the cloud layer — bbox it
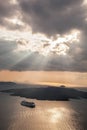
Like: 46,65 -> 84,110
18,0 -> 87,36
0,0 -> 87,35
0,0 -> 25,30
0,38 -> 87,72
0,0 -> 87,72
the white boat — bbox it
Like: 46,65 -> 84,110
21,101 -> 35,108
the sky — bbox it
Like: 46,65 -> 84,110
0,0 -> 87,87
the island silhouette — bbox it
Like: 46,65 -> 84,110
0,82 -> 87,101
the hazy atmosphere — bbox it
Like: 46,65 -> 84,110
0,1 -> 87,130
0,0 -> 87,86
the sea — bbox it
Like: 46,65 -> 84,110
0,85 -> 87,130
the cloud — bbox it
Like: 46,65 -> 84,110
0,0 -> 87,35
0,39 -> 18,70
0,40 -> 17,55
0,40 -> 71,71
0,32 -> 87,72
0,0 -> 15,18
15,31 -> 79,56
0,39 -> 87,72
18,0 -> 87,36
17,39 -> 28,45
0,41 -> 87,72
0,1 -> 87,72
0,0 -> 25,30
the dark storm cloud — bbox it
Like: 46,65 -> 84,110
0,0 -> 15,18
18,0 -> 87,36
0,0 -> 87,34
0,0 -> 24,30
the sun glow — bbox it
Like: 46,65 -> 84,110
10,0 -> 17,4
47,108 -> 62,123
0,27 -> 80,56
47,107 -> 70,123
83,0 -> 87,5
7,18 -> 24,26
15,30 -> 80,56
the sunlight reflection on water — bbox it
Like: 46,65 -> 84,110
0,94 -> 86,130
47,108 -> 65,123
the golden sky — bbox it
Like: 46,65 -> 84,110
0,70 -> 87,87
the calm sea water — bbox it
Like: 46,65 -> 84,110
0,88 -> 87,130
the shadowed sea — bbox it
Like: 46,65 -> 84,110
0,87 -> 87,130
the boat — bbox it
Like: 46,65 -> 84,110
21,100 -> 35,108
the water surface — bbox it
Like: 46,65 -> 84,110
0,92 -> 87,130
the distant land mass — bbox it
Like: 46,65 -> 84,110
0,82 -> 87,101
0,81 -> 16,86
